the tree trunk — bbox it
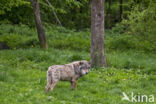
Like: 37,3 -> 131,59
30,0 -> 48,49
119,0 -> 123,22
91,0 -> 107,67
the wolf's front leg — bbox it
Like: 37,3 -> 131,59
71,80 -> 77,90
50,81 -> 58,92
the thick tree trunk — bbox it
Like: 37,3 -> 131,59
119,0 -> 123,22
91,0 -> 107,67
30,0 -> 48,49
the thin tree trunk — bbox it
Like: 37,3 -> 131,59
119,0 -> 123,22
91,0 -> 107,67
30,0 -> 48,49
45,0 -> 62,27
108,0 -> 111,11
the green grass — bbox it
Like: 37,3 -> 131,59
1,66 -> 155,104
0,48 -> 156,104
0,24 -> 156,103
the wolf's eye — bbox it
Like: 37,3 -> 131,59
80,66 -> 84,70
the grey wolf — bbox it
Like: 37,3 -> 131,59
45,60 -> 90,92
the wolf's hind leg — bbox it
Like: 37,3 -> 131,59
45,73 -> 52,92
45,82 -> 51,92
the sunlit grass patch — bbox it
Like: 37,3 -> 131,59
0,63 -> 155,104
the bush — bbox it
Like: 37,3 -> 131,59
121,0 -> 156,50
50,37 -> 90,52
0,33 -> 39,49
106,34 -> 155,52
0,24 -> 39,49
0,34 -> 23,49
0,23 -> 155,52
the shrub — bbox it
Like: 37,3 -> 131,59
105,34 -> 155,52
121,1 -> 156,50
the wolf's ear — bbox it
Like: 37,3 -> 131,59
79,61 -> 83,65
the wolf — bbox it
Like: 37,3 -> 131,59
45,60 -> 90,92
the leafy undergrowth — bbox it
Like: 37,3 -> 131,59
0,24 -> 156,103
0,48 -> 156,104
0,24 -> 155,52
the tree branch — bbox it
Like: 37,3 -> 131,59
45,0 -> 62,27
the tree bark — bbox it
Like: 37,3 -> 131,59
91,0 -> 107,67
30,0 -> 48,49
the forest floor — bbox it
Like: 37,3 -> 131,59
0,24 -> 156,104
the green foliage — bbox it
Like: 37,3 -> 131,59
0,0 -> 29,15
0,0 -> 33,25
0,23 -> 155,103
0,0 -> 129,29
122,0 -> 156,47
49,36 -> 90,52
106,34 -> 155,52
0,24 -> 155,52
44,0 -> 90,29
0,33 -> 24,49
0,0 -> 155,102
0,24 -> 38,49
0,24 -> 155,74
46,26 -> 90,51
0,0 -> 90,28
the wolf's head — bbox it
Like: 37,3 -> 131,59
79,60 -> 90,75
72,60 -> 90,76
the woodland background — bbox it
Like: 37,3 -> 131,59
0,0 -> 156,103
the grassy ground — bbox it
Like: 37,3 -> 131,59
0,48 -> 156,104
0,24 -> 156,104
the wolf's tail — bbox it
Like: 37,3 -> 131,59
47,69 -> 53,84
45,68 -> 53,92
